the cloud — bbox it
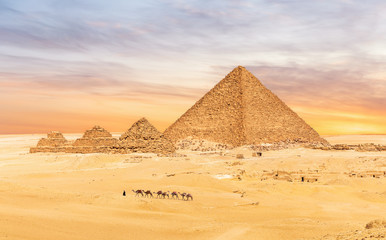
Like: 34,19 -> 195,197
1,0 -> 386,134
1,0 -> 385,57
0,54 -> 206,103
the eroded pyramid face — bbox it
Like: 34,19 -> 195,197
164,66 -> 327,146
120,118 -> 162,141
118,118 -> 175,154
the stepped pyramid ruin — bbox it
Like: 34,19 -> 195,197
30,121 -> 176,154
114,118 -> 175,154
30,131 -> 69,153
70,125 -> 118,153
164,66 -> 327,146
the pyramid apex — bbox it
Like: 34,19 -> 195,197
137,117 -> 149,122
231,65 -> 247,71
82,125 -> 112,138
228,65 -> 252,76
134,117 -> 152,126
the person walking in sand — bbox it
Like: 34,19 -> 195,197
123,190 -> 126,196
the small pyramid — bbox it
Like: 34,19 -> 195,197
36,131 -> 68,147
30,131 -> 68,153
164,66 -> 327,146
120,118 -> 162,141
71,125 -> 118,153
117,118 -> 175,154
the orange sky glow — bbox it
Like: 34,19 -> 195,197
0,1 -> 385,135
1,72 -> 385,135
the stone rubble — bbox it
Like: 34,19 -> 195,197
175,137 -> 232,152
307,143 -> 386,151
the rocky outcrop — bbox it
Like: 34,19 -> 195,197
164,66 -> 327,147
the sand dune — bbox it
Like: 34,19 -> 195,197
0,134 -> 385,239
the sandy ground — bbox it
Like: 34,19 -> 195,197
0,134 -> 385,240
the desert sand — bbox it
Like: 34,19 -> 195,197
0,134 -> 385,240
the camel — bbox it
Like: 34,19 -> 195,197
153,190 -> 163,198
178,192 -> 187,200
143,190 -> 153,198
171,191 -> 179,199
186,193 -> 193,201
132,189 -> 144,197
161,191 -> 170,199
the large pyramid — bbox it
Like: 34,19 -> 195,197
164,66 -> 327,146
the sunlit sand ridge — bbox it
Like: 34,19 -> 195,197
0,134 -> 385,239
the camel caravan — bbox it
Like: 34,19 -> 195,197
129,189 -> 193,201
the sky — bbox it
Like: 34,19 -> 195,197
0,0 -> 385,135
